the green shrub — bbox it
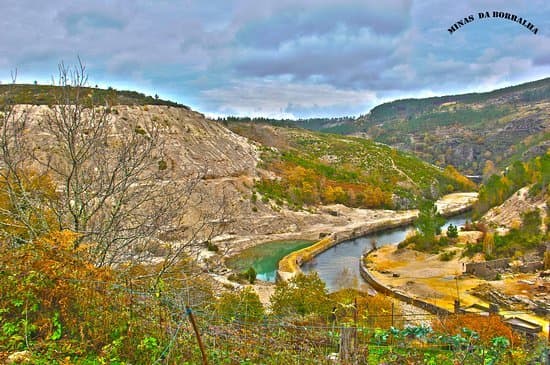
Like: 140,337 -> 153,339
158,160 -> 168,171
447,224 -> 459,238
439,250 -> 456,261
216,287 -> 264,322
245,267 -> 257,284
206,240 -> 219,252
270,272 -> 332,318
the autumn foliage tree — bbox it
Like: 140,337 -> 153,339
270,272 -> 333,318
475,152 -> 549,216
0,230 -> 124,353
259,162 -> 391,209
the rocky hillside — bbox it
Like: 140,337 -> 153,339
4,98 -> 477,261
482,186 -> 548,231
357,78 -> 550,175
0,83 -> 186,108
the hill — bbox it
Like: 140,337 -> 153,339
0,83 -> 187,108
1,83 -> 546,365
232,78 -> 550,176
357,78 -> 550,175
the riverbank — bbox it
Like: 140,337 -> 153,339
276,192 -> 478,281
363,238 -> 549,336
435,192 -> 478,217
277,212 -> 417,281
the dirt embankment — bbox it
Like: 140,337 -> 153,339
435,192 -> 478,216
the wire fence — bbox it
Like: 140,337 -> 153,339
5,273 -> 548,364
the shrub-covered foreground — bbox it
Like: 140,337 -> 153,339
1,242 -> 547,365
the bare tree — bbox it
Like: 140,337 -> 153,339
0,71 -> 55,245
0,60 -> 227,271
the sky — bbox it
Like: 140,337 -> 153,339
1,0 -> 549,119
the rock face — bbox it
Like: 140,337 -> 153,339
6,351 -> 31,364
11,104 -> 444,257
15,104 -> 259,179
482,186 -> 548,230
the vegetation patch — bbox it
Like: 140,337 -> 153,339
231,123 -> 475,210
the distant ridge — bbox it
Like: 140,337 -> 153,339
0,83 -> 188,109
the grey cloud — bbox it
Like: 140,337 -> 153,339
63,12 -> 124,34
236,2 -> 411,49
0,0 -> 548,118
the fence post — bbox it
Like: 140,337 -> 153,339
186,306 -> 208,365
391,302 -> 395,328
339,327 -> 357,364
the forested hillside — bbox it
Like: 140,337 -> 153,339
358,78 -> 550,175
229,123 -> 475,210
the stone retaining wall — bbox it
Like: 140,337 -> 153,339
465,258 -> 510,279
359,250 -> 451,316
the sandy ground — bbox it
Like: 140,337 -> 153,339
366,241 -> 486,310
366,235 -> 549,336
435,192 -> 478,216
252,282 -> 276,307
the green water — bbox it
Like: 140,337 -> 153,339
226,240 -> 314,282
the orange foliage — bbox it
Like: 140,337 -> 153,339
432,314 -> 520,346
0,230 -> 123,350
0,168 -> 58,243
444,165 -> 477,190
264,161 -> 392,208
330,289 -> 401,329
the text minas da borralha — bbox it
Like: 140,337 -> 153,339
448,11 -> 538,35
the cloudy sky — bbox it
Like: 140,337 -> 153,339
1,0 -> 549,118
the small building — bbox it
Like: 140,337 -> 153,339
465,258 -> 510,279
503,317 -> 543,337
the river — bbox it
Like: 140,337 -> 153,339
301,212 -> 472,292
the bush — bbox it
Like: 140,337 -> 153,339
447,224 -> 459,238
206,240 -> 219,252
245,267 -> 257,284
158,159 -> 168,170
228,267 -> 257,284
216,287 -> 264,322
270,272 -> 332,318
439,250 -> 456,261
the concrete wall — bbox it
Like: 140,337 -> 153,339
277,215 -> 416,281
